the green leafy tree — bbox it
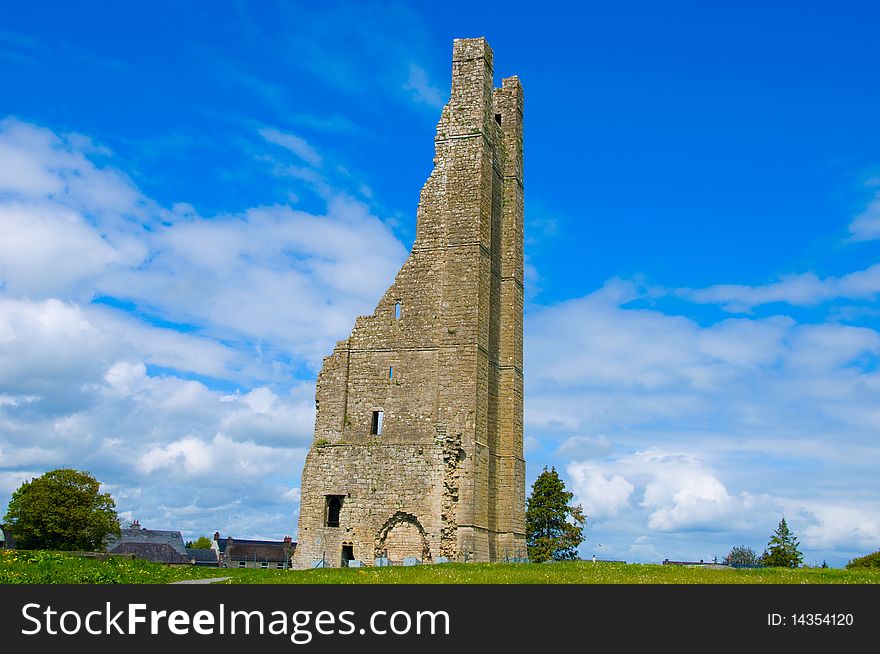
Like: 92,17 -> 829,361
760,517 -> 803,568
725,545 -> 759,566
526,466 -> 586,562
190,536 -> 213,549
2,469 -> 120,551
846,550 -> 880,569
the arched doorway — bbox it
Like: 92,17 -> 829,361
375,512 -> 431,562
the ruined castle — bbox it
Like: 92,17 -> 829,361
293,37 -> 525,568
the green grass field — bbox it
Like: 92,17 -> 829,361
3,550 -> 879,584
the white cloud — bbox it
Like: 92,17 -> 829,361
567,462 -> 633,520
0,470 -> 42,496
798,504 -> 880,551
0,297 -> 110,404
848,187 -> 880,241
568,450 -> 775,532
0,118 -> 149,220
636,451 -> 744,531
95,196 -> 408,365
678,264 -> 880,312
0,202 -> 124,297
0,119 -> 150,299
259,127 -> 322,167
220,386 -> 316,444
404,63 -> 444,109
140,436 -> 214,475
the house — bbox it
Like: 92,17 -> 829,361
213,532 -> 295,569
662,559 -> 730,571
106,520 -> 191,564
186,547 -> 219,566
0,525 -> 6,548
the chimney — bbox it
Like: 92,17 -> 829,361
214,531 -> 220,541
131,519 -> 141,529
283,536 -> 292,544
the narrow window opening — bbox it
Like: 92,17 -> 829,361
370,410 -> 384,435
389,366 -> 394,380
325,495 -> 343,527
394,301 -> 401,320
495,113 -> 502,126
238,560 -> 246,568
342,545 -> 354,567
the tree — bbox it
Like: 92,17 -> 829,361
760,517 -> 803,568
725,545 -> 759,566
526,466 -> 586,562
846,550 -> 880,569
190,536 -> 213,549
2,469 -> 120,551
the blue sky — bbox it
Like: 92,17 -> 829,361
1,1 -> 879,566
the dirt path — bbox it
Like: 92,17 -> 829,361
170,576 -> 231,584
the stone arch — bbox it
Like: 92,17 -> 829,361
375,511 -> 431,561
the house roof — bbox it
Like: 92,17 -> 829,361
216,536 -> 296,554
227,542 -> 293,562
106,527 -> 187,554
109,542 -> 192,564
186,548 -> 217,563
662,559 -> 727,567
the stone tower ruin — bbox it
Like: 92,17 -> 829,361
293,37 -> 525,568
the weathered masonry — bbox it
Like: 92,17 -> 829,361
293,37 -> 525,568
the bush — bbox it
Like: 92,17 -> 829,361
846,550 -> 880,569
726,546 -> 758,566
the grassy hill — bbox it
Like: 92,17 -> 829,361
3,550 -> 880,584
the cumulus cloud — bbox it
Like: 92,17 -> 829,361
798,504 -> 880,551
634,450 -> 764,532
96,197 -> 407,365
0,120 -> 151,300
568,450 -> 774,532
0,118 -> 153,230
567,463 -> 633,520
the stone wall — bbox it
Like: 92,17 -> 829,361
293,37 -> 525,568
